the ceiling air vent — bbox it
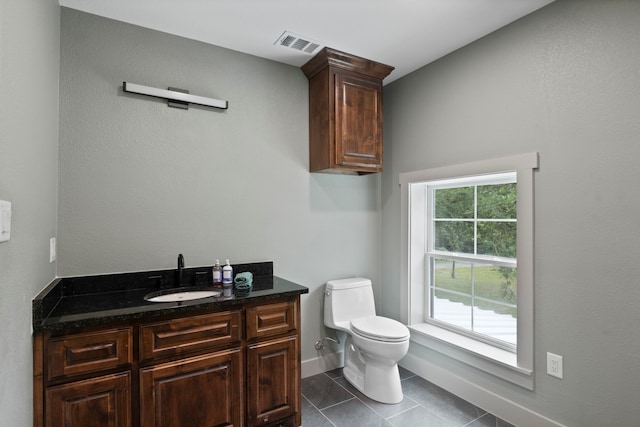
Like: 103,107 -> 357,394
275,31 -> 323,55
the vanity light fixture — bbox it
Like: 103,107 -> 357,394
123,82 -> 228,110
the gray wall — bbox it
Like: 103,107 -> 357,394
58,8 -> 381,363
382,0 -> 640,425
0,0 -> 60,424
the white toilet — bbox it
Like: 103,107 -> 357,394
324,277 -> 410,404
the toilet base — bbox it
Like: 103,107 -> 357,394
343,336 -> 404,404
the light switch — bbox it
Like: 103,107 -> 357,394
0,200 -> 11,243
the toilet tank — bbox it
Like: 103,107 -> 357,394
324,278 -> 376,328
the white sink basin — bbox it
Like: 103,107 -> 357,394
144,288 -> 221,303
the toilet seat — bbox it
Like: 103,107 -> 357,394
350,316 -> 410,343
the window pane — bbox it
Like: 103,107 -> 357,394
434,221 -> 474,253
477,183 -> 516,219
432,289 -> 472,330
435,187 -> 474,218
477,221 -> 516,258
432,259 -> 472,295
473,302 -> 517,346
472,265 -> 517,308
422,170 -> 521,352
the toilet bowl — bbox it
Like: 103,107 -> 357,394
324,278 -> 410,404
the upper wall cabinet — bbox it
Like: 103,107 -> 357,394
301,48 -> 394,175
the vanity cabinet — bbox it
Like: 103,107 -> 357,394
301,47 -> 394,175
139,349 -> 243,427
46,372 -> 131,427
34,296 -> 301,427
38,327 -> 133,427
139,310 -> 243,427
247,336 -> 298,427
246,301 -> 299,426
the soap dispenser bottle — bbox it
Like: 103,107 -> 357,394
222,260 -> 233,297
212,260 -> 222,287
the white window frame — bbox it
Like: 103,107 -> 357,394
399,153 -> 538,389
426,171 -> 517,351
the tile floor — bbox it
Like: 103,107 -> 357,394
301,367 -> 515,427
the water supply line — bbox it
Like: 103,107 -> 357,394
314,336 -> 340,351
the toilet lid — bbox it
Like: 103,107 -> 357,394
350,316 -> 410,342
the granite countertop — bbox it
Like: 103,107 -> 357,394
33,261 -> 308,332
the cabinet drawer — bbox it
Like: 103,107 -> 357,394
140,310 -> 241,361
246,301 -> 296,340
47,328 -> 132,381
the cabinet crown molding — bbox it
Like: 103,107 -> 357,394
301,47 -> 394,80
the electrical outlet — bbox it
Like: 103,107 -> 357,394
547,352 -> 563,379
49,237 -> 56,263
0,200 -> 11,242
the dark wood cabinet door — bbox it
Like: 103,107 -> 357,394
139,348 -> 243,427
46,372 -> 131,427
246,335 -> 298,426
334,72 -> 383,171
302,47 -> 392,175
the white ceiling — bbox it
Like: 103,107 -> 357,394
59,0 -> 555,85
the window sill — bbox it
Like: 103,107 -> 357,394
409,323 -> 534,390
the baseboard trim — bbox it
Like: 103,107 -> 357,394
401,353 -> 567,427
301,351 -> 343,378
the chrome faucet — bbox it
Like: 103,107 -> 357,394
177,253 -> 184,286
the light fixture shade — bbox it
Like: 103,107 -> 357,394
123,82 -> 228,110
